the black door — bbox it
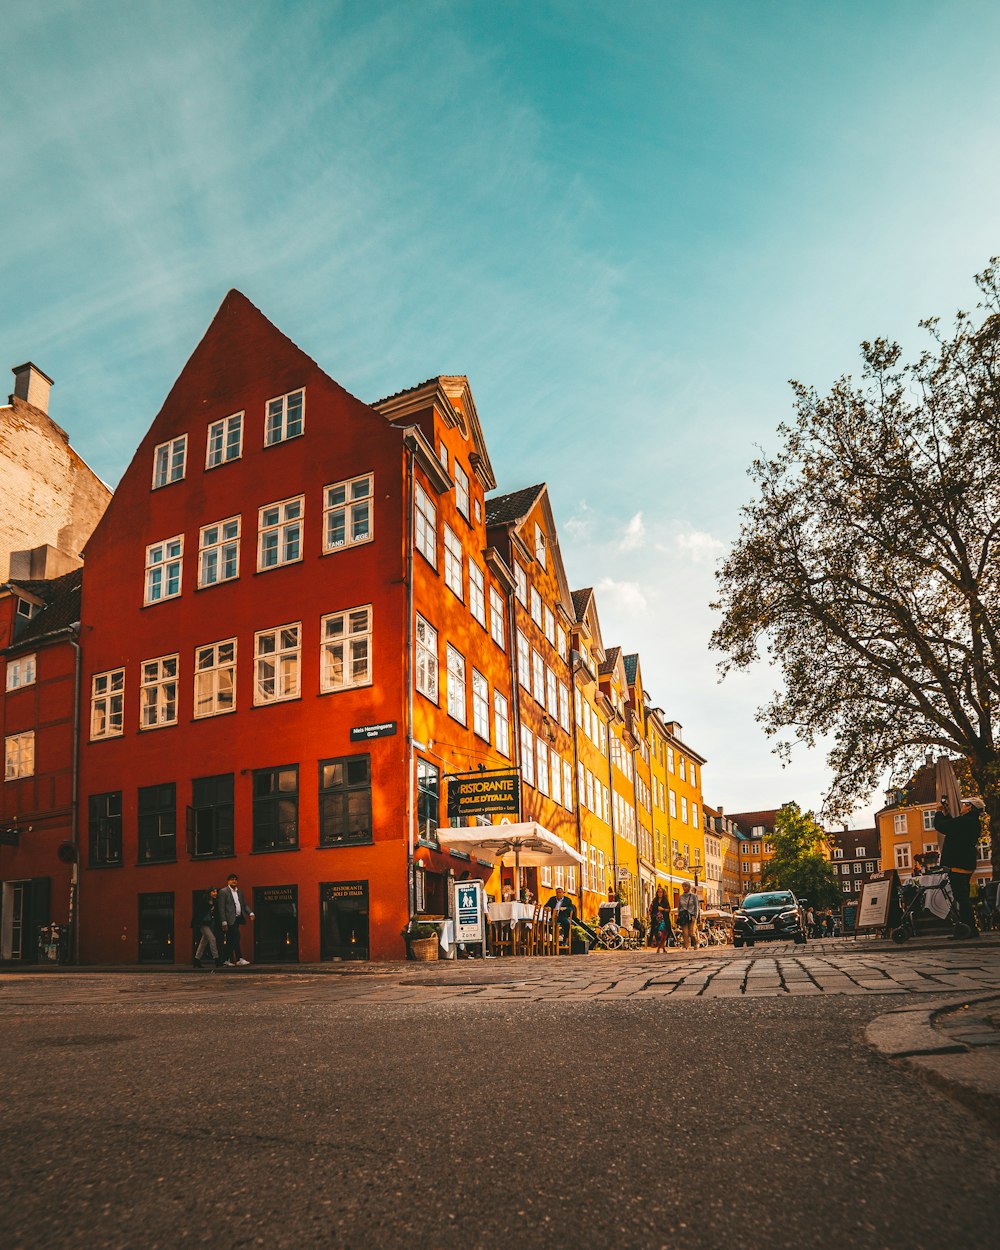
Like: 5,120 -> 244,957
320,881 -> 369,960
253,886 -> 298,963
138,892 -> 175,962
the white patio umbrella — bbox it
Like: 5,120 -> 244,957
934,755 -> 964,815
435,822 -> 584,889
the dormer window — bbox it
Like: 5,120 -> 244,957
152,435 -> 187,488
264,389 -> 305,446
15,599 -> 38,621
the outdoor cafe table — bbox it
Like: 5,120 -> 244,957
486,901 -> 536,953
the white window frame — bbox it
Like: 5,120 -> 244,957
254,623 -> 301,704
139,654 -> 178,729
543,605 -> 555,645
444,525 -> 464,599
415,615 -> 439,702
514,563 -> 527,605
536,738 -> 549,796
532,650 -> 546,705
550,749 -> 562,806
144,535 -> 184,605
558,682 -> 570,732
535,523 -> 547,568
530,586 -> 542,627
556,626 -> 567,660
446,644 -> 467,724
563,759 -> 573,810
517,631 -> 531,688
5,654 -> 36,690
894,843 -> 912,870
91,668 -> 125,739
414,484 -> 437,568
257,496 -> 304,571
4,730 -> 34,781
152,434 -> 187,488
206,412 -> 243,468
321,606 -> 372,692
323,473 -> 373,553
264,388 -> 305,446
893,813 -> 908,835
198,517 -> 241,588
454,461 -> 470,519
520,726 -> 534,786
472,669 -> 490,740
922,809 -> 935,832
494,691 -> 510,757
469,560 -> 486,626
194,638 -> 236,718
489,588 -> 506,649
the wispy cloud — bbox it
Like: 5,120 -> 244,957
675,529 -> 726,564
596,576 -> 647,614
619,511 -> 646,551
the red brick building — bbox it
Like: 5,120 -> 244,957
77,291 -> 516,964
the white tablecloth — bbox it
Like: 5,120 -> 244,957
487,902 -> 536,923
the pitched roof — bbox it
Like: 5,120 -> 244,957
485,484 -> 546,527
4,569 -> 83,648
623,653 -> 639,685
371,377 -> 440,407
599,645 -> 622,676
571,587 -> 593,621
728,809 -> 782,835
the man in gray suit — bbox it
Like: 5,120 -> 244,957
217,873 -> 254,966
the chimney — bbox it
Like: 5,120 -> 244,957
11,363 -> 53,415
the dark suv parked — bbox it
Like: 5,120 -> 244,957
733,890 -> 807,947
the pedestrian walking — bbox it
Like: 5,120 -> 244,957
677,881 -> 700,950
823,911 -> 835,938
191,887 -> 223,968
217,873 -> 255,966
650,886 -> 673,952
806,906 -> 816,938
934,795 -> 985,937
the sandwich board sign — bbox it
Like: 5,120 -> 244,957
451,879 -> 485,944
856,874 -> 895,934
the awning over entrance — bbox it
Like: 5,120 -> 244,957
435,823 -> 585,870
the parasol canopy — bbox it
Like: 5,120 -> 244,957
934,755 -> 964,814
434,823 -> 585,883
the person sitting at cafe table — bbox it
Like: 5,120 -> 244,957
544,886 -> 577,937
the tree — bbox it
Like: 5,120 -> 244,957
712,260 -> 1000,872
760,802 -> 843,909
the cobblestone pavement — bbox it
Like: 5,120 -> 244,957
3,935 -> 999,1009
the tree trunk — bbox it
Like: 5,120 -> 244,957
968,753 -> 1000,879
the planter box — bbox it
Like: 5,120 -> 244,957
570,937 -> 590,955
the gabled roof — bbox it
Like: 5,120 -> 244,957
729,809 -> 782,835
599,645 -> 622,676
486,484 -> 545,528
571,587 -> 593,620
623,653 -> 639,686
373,374 -> 497,490
3,569 -> 83,649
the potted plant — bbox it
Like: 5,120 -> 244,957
570,924 -> 591,955
403,917 -> 439,962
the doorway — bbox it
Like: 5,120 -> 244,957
320,881 -> 369,960
253,885 -> 299,963
1,877 -> 52,962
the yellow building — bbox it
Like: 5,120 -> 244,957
599,647 -> 642,921
623,654 -> 656,916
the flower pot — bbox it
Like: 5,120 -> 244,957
409,935 -> 439,962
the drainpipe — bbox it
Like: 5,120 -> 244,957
506,574 -> 523,890
404,446 -> 416,916
70,634 -> 82,964
606,718 -> 619,897
568,657 -> 583,888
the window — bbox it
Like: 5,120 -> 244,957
138,783 -> 176,862
417,759 -> 439,842
669,790 -> 677,818
550,749 -> 562,805
454,461 -> 470,519
922,809 -> 935,832
563,760 -> 573,811
535,524 -> 547,568
853,862 -> 862,874
472,670 -> 490,740
893,812 -> 907,835
414,484 -> 437,567
751,842 -> 761,854
140,655 -> 178,729
842,864 -> 851,876
439,443 -> 449,472
320,606 -> 372,691
680,757 -> 687,781
833,847 -> 844,859
692,804 -> 699,829
444,526 -> 463,598
855,846 -> 866,857
4,731 -> 33,781
489,588 -> 506,648
843,880 -> 852,894
545,668 -> 558,717
152,435 -> 186,488
494,691 -> 510,757
258,496 -> 303,570
894,843 -> 912,870
446,645 -> 466,723
190,774 -> 234,857
536,739 -> 549,796
543,606 -> 555,645
145,535 -> 183,604
532,650 -> 545,704
556,627 -> 567,661
558,682 -> 570,732
88,791 -> 122,865
865,861 -> 876,873
198,517 -> 240,587
530,587 -> 542,627
514,563 -> 527,605
469,561 -> 486,626
252,765 -> 298,850
206,413 -> 243,467
520,726 -> 535,786
517,631 -> 531,688
194,639 -> 236,718
667,747 -> 675,773
91,669 -> 125,739
324,474 -> 372,552
5,654 -> 36,690
319,755 -> 372,846
415,616 -> 438,701
254,624 -> 301,704
264,388 -> 305,445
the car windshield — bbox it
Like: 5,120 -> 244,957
743,893 -> 794,909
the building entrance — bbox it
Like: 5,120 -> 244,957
1,877 -> 52,962
138,892 -> 175,962
253,885 -> 299,962
320,881 -> 369,960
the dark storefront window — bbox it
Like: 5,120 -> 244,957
319,755 -> 372,846
189,774 -> 234,858
320,881 -> 369,960
88,792 -> 122,866
415,867 -> 447,916
253,765 -> 298,851
416,759 -> 439,843
138,783 -> 176,863
253,885 -> 299,962
138,892 -> 174,962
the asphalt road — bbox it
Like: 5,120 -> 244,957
2,977 -> 997,1250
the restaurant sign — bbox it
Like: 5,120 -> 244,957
446,771 -> 520,819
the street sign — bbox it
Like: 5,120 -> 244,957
447,771 -> 520,819
451,879 -> 485,944
350,721 -> 397,741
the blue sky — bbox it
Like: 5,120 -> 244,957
4,0 -> 999,823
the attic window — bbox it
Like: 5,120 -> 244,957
535,524 -> 547,569
15,599 -> 39,621
152,435 -> 187,488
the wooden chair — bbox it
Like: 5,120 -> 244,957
552,913 -> 572,956
489,920 -> 514,957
